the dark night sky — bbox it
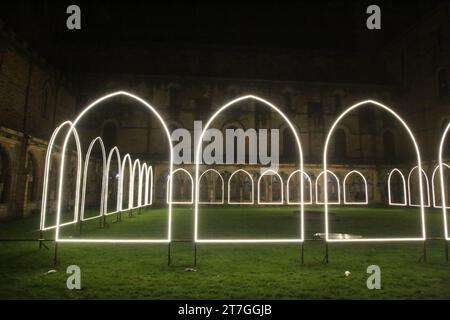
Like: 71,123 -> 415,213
0,0 -> 446,73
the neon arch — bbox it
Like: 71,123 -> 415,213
146,165 -> 153,205
323,100 -> 426,242
194,95 -> 304,243
166,168 -> 194,205
104,146 -> 122,216
257,169 -> 284,205
388,168 -> 407,206
139,163 -> 148,207
54,91 -> 173,243
119,154 -> 133,211
343,170 -> 368,205
287,170 -> 312,205
131,159 -> 142,209
315,170 -> 341,205
431,163 -> 450,208
407,166 -> 430,207
40,121 -> 82,231
439,122 -> 450,240
227,169 -> 255,205
198,169 -> 224,204
80,137 -> 107,222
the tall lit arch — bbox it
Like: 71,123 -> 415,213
194,95 -> 304,243
388,168 -> 407,206
119,154 -> 133,211
407,166 -> 430,207
167,168 -> 194,205
343,170 -> 368,205
315,170 -> 341,205
54,91 -> 173,243
146,166 -> 153,205
287,170 -> 312,205
198,169 -> 224,204
40,121 -> 82,231
324,100 -> 426,242
439,122 -> 450,240
431,163 -> 450,208
257,169 -> 284,205
80,137 -> 107,222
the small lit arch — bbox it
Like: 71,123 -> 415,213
343,170 -> 368,205
139,163 -> 148,207
431,163 -> 450,208
131,159 -> 142,209
167,168 -> 194,205
119,154 -> 133,211
287,170 -> 312,205
80,137 -> 107,222
388,168 -> 407,206
198,169 -> 224,204
407,166 -> 430,207
315,170 -> 341,205
257,169 -> 284,205
227,169 -> 255,205
104,146 -> 122,216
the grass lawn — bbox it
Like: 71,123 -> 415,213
0,205 -> 449,299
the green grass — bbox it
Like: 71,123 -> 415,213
0,205 -> 450,299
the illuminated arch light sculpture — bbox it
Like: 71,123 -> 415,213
119,154 -> 133,212
324,100 -> 426,243
39,121 -> 82,232
387,168 -> 407,206
194,95 -> 304,243
198,169 -> 224,204
257,169 -> 284,205
407,166 -> 431,207
166,168 -> 194,205
139,163 -> 153,206
439,122 -> 450,240
52,91 -> 173,244
104,146 -> 122,216
431,164 -> 450,209
315,170 -> 341,205
130,159 -> 142,209
287,170 -> 313,205
227,169 -> 255,205
343,170 -> 368,205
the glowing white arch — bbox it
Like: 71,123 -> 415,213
104,146 -> 122,216
324,100 -> 426,242
315,170 -> 341,205
287,170 -> 312,205
227,169 -> 255,205
198,169 -> 224,204
166,168 -> 194,205
343,170 -> 368,205
439,122 -> 450,240
119,154 -> 133,211
146,166 -> 153,205
194,95 -> 304,243
40,121 -> 82,231
431,164 -> 450,208
407,166 -> 430,207
54,91 -> 173,244
257,169 -> 284,205
80,137 -> 107,222
388,168 -> 407,206
130,159 -> 142,209
139,163 -> 147,207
